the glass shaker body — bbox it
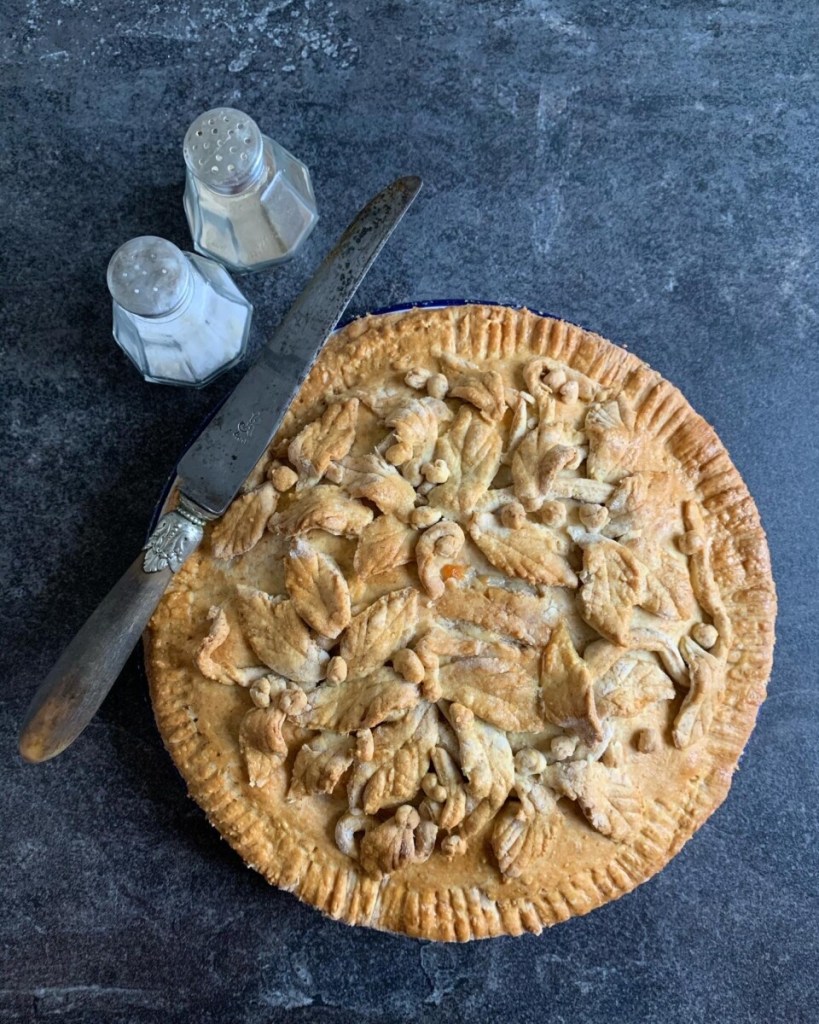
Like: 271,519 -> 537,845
183,108 -> 318,273
107,236 -> 252,388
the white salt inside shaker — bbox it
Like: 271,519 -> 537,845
182,107 -> 319,273
106,236 -> 252,387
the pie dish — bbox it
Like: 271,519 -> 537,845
145,303 -> 776,941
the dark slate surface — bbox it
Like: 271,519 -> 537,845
2,1 -> 817,1021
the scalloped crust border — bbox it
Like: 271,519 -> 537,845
146,304 -> 776,942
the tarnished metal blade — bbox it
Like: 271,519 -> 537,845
176,175 -> 422,516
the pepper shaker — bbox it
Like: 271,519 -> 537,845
106,236 -> 252,387
182,107 -> 319,273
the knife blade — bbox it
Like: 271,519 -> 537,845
18,175 -> 422,763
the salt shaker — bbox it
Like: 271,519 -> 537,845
182,107 -> 319,273
106,236 -> 252,387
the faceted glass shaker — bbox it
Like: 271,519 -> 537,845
183,107 -> 319,273
106,236 -> 253,387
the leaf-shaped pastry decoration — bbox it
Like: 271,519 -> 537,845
239,706 -> 287,787
428,406 -> 502,515
268,485 -> 374,538
354,703 -> 438,814
604,473 -> 648,539
601,473 -> 694,613
288,398 -> 359,487
287,733 -> 355,800
445,702 -> 514,840
358,805 -> 437,879
585,398 -> 639,483
672,636 -> 725,748
387,397 -> 452,455
236,587 -> 328,683
436,583 -> 556,646
194,606 -> 268,686
439,649 -> 546,732
340,587 -> 420,677
342,453 -> 417,520
353,514 -> 417,580
547,760 -> 642,841
595,657 -> 675,718
511,436 -> 578,512
540,619 -> 602,745
211,482 -> 278,560
604,472 -> 680,538
468,512 -> 578,587
297,667 -> 421,733
491,796 -> 558,879
577,538 -> 646,644
638,547 -> 697,620
449,368 -> 507,422
284,538 -> 351,639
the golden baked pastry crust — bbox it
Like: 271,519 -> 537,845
145,304 -> 776,941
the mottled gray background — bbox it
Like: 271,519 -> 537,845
2,1 -> 817,1021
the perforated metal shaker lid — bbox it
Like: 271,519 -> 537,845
183,107 -> 265,193
107,236 -> 191,317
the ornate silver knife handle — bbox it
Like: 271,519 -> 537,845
143,498 -> 209,573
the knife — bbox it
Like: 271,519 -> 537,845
19,175 -> 422,764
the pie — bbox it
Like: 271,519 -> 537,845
145,304 -> 776,941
